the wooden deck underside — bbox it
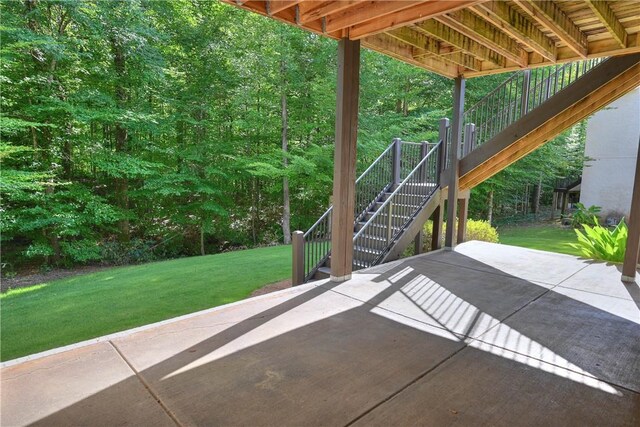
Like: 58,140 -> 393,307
223,1 -> 640,78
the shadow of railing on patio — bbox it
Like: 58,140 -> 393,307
27,252 -> 640,426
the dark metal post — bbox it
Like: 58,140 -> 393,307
392,137 -> 402,187
292,231 -> 304,285
521,69 -> 531,117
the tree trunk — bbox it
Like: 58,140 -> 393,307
281,61 -> 291,245
533,176 -> 542,215
487,190 -> 494,224
111,36 -> 130,242
200,224 -> 205,256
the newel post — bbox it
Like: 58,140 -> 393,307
292,231 -> 304,286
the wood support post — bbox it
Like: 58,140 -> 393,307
622,139 -> 640,282
292,231 -> 304,286
457,196 -> 469,244
330,38 -> 360,282
431,202 -> 444,251
445,76 -> 465,249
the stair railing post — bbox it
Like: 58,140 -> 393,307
438,118 -> 450,179
420,140 -> 429,182
392,138 -> 402,187
292,231 -> 304,286
521,69 -> 531,117
463,123 -> 475,157
387,202 -> 394,244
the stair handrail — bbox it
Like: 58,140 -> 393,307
463,57 -> 606,154
352,141 -> 441,269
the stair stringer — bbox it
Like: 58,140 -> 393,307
380,187 -> 443,263
458,53 -> 640,190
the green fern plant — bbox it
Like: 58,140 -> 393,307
570,217 -> 627,262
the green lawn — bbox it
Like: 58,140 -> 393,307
498,224 -> 581,256
1,245 -> 291,362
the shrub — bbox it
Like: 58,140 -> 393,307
423,218 -> 499,250
570,217 -> 627,262
570,203 -> 601,228
100,239 -> 157,266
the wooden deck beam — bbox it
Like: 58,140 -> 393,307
473,1 -> 557,62
362,33 -> 459,78
347,0 -> 482,40
330,37 -> 360,282
587,0 -> 628,49
437,10 -> 527,66
415,20 -> 506,68
514,0 -> 587,58
324,1 -> 423,34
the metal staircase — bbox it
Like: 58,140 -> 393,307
297,53 -> 640,283
301,139 -> 443,282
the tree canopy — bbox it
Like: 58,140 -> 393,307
1,0 -> 585,271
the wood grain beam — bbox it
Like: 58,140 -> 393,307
437,10 -> 527,67
324,1 -> 423,34
514,0 -> 587,58
415,19 -> 506,68
298,1 -> 360,24
362,33 -> 459,77
440,51 -> 482,71
348,0 -> 483,40
586,0 -> 628,48
267,0 -> 301,16
387,26 -> 440,56
473,1 -> 557,62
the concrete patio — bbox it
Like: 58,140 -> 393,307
2,241 -> 639,426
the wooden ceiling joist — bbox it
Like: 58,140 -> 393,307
347,0 -> 482,39
415,19 -> 507,68
437,10 -> 527,66
514,0 -> 588,58
363,33 -> 459,77
387,27 -> 440,56
266,0 -> 301,16
473,1 -> 557,62
297,1 -> 359,25
324,1 -> 423,34
587,0 -> 628,48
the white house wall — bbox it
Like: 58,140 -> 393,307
580,88 -> 640,219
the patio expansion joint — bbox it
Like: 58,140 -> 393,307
343,344 -> 470,427
108,341 -> 183,427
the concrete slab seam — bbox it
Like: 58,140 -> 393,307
343,344 -> 470,427
108,341 -> 183,427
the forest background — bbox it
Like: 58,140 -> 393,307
1,0 -> 585,273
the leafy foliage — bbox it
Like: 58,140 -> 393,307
422,219 -> 499,249
571,219 -> 628,262
569,203 -> 601,228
